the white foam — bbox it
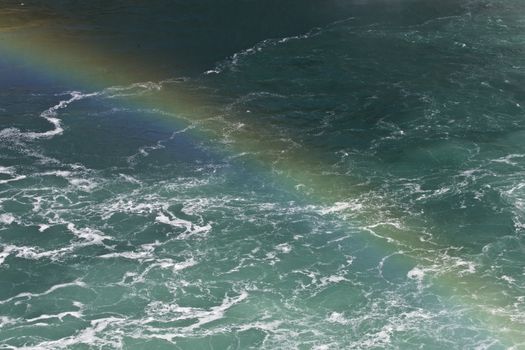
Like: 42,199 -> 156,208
205,24 -> 325,74
501,275 -> 516,284
40,170 -> 72,177
0,166 -> 15,175
204,68 -> 221,75
127,125 -> 197,165
235,319 -> 282,333
327,312 -> 350,325
100,242 -> 197,275
275,243 -> 292,254
24,303 -> 85,324
0,91 -> 98,142
14,316 -> 125,349
0,213 -> 15,225
491,154 -> 525,166
26,308 -> 83,323
319,275 -> 347,287
313,346 -> 331,350
155,212 -> 211,239
362,221 -> 405,243
99,251 -> 152,260
38,224 -> 51,232
68,177 -> 98,191
407,267 -> 425,282
103,81 -> 163,98
118,173 -> 141,184
319,201 -> 363,215
0,279 -> 86,305
66,223 -> 110,245
0,175 -> 26,184
145,291 -> 249,338
0,243 -> 77,266
34,92 -> 92,138
0,246 -> 12,265
0,316 -> 17,329
453,258 -> 476,275
172,257 -> 197,271
38,170 -> 99,191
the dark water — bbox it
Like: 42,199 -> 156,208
0,0 -> 524,349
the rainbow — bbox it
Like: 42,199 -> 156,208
0,8 -> 523,347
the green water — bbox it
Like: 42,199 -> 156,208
0,0 -> 524,348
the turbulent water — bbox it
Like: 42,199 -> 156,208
0,0 -> 524,349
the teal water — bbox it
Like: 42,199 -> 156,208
0,0 -> 524,349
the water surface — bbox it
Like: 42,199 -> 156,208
0,0 -> 524,348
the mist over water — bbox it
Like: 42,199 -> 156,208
0,0 -> 524,349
